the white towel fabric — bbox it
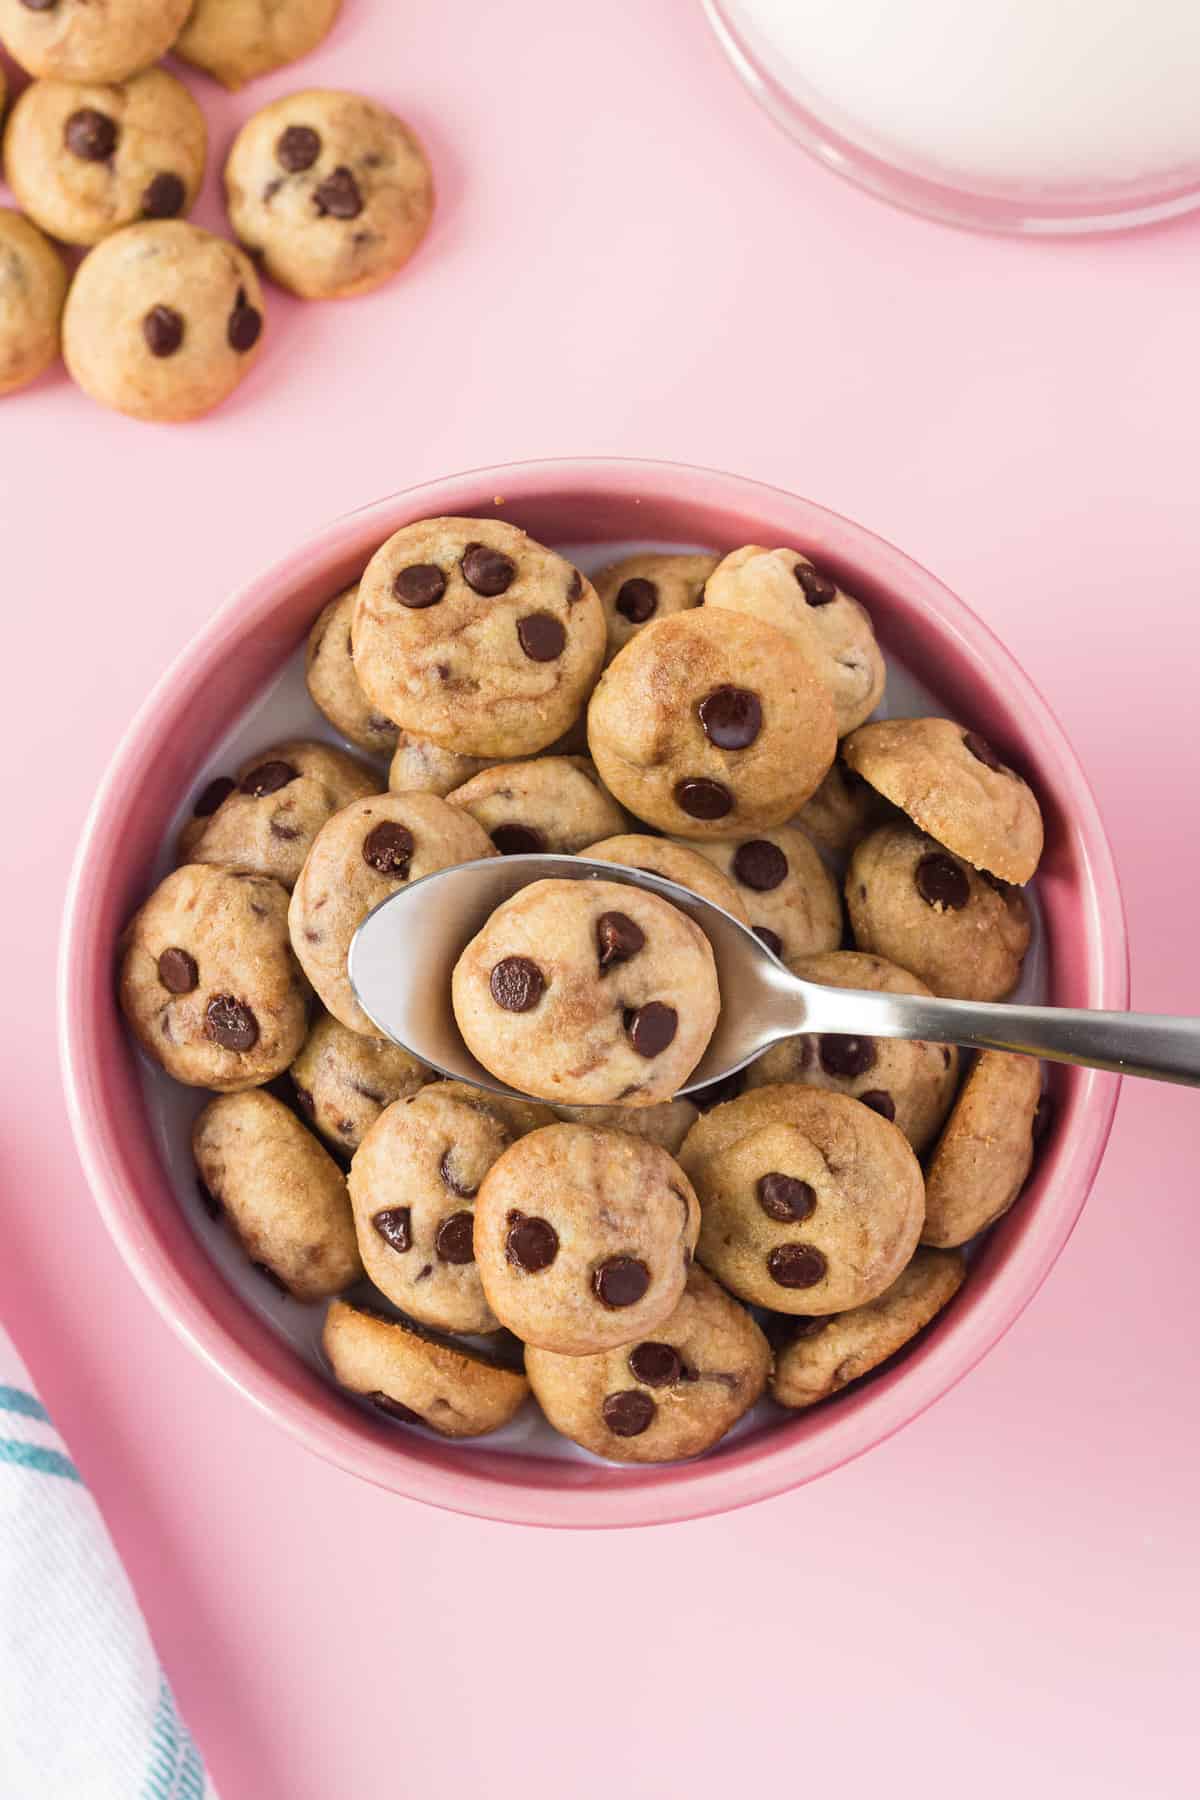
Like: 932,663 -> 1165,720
0,1327 -> 218,1800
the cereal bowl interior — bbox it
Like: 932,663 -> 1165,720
60,460 -> 1126,1528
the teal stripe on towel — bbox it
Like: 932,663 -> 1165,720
0,1385 -> 50,1424
143,1678 -> 180,1800
176,1736 -> 206,1800
0,1439 -> 80,1483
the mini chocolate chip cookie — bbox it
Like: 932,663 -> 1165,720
348,1082 -> 554,1334
62,220 -> 265,421
679,1085 -> 925,1314
771,1247 -> 964,1408
451,877 -> 721,1106
353,518 -> 605,758
693,826 -> 843,961
174,0 -> 342,90
591,551 -> 719,663
224,89 -> 433,300
793,758 -> 889,858
526,1265 -> 770,1462
0,207 -> 67,395
552,1098 -> 700,1155
587,608 -> 837,839
0,0 -> 192,83
705,545 -> 886,736
192,1089 -> 362,1301
175,772 -> 237,863
447,756 -> 626,856
923,1051 -> 1042,1247
323,1299 -> 529,1438
583,832 -> 750,922
842,716 -> 1044,884
846,821 -> 1031,1001
388,730 -> 496,798
4,68 -> 206,247
289,792 -> 496,1035
474,1123 -> 701,1355
192,739 -> 380,890
306,588 -> 400,756
288,1008 -> 435,1157
119,863 -> 309,1090
746,951 -> 959,1153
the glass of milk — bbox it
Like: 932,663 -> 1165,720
704,0 -> 1200,232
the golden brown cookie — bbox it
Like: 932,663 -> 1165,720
587,608 -> 837,839
473,1123 -> 701,1355
353,518 -> 605,758
582,833 -> 750,923
305,588 -> 400,756
679,1085 -> 925,1314
192,1089 -> 361,1301
288,1008 -> 434,1157
0,0 -> 192,83
119,864 -> 309,1091
174,0 -> 342,89
704,545 -> 886,735
922,1051 -> 1042,1246
746,951 -> 959,1154
447,756 -> 626,856
842,716 -> 1044,884
0,207 -> 67,395
771,1247 -> 964,1408
846,821 -> 1031,1001
526,1266 -> 770,1462
322,1299 -> 529,1439
552,1098 -> 699,1155
388,730 -> 496,799
692,826 -> 842,961
451,877 -> 721,1106
793,758 -> 889,858
591,551 -> 718,663
191,739 -> 380,890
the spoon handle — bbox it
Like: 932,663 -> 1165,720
798,986 -> 1200,1088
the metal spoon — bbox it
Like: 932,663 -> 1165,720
348,853 -> 1200,1098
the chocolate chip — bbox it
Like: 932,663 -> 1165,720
436,1211 -> 476,1264
362,821 -> 414,876
964,730 -> 1003,772
506,1214 -> 558,1271
596,911 -> 645,971
859,1089 -> 896,1121
615,577 -> 657,623
142,306 -> 184,357
252,1261 -> 289,1296
142,172 -> 186,219
313,165 -> 363,218
228,297 -> 263,354
794,562 -> 837,605
64,109 -> 117,162
19,0 -> 59,9
392,564 -> 446,608
489,956 -> 544,1012
439,1150 -> 478,1198
492,824 -> 544,856
593,1256 -> 650,1308
757,1173 -> 816,1222
754,926 -> 783,957
602,1390 -> 656,1437
194,776 -> 235,816
767,1243 -> 827,1288
675,778 -> 733,820
240,760 -> 296,797
566,567 -> 584,602
628,1342 -> 681,1387
819,1035 -> 876,1077
624,1002 -> 677,1058
277,124 -> 322,171
369,1392 -> 423,1425
732,839 -> 788,891
697,685 -> 762,750
461,543 -> 516,596
196,1178 -> 222,1221
157,947 -> 198,993
372,1207 -> 412,1253
204,996 -> 259,1052
517,613 -> 566,662
916,853 -> 970,911
293,1084 -> 315,1116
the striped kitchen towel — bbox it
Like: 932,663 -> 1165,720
0,1327 -> 218,1800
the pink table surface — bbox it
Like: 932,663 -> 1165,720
3,2 -> 1198,1794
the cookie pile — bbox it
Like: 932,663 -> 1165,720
117,514 -> 1050,1464
0,0 -> 433,416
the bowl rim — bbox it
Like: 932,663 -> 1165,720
58,456 -> 1128,1529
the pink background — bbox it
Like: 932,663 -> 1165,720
3,0 -> 1198,1794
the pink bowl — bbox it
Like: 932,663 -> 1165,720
59,458 -> 1127,1529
